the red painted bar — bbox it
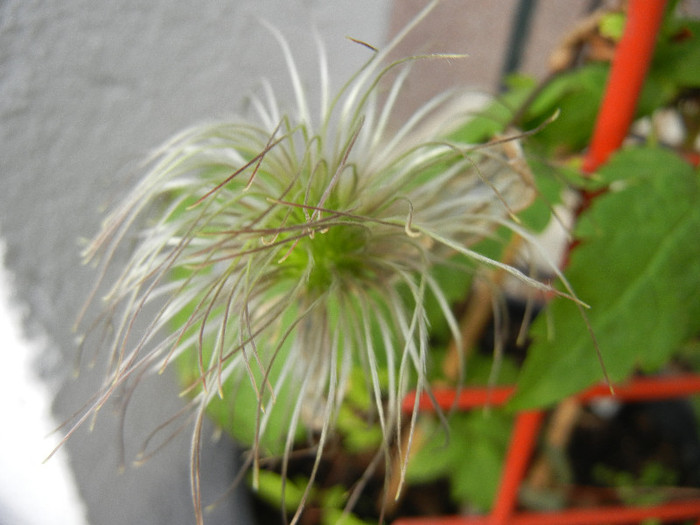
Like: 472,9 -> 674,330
402,374 -> 700,414
489,411 -> 544,524
511,501 -> 700,525
402,385 -> 515,412
393,500 -> 700,525
582,0 -> 668,173
578,374 -> 700,403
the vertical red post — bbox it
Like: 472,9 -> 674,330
582,0 -> 668,174
488,411 -> 545,524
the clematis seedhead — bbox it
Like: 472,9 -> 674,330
63,2 -> 578,523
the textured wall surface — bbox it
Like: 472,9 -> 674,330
385,0 -> 595,124
0,2 -> 389,524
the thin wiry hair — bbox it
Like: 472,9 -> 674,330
55,2 -> 585,523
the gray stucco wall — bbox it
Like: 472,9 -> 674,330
0,2 -> 389,524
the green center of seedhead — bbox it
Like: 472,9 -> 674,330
282,220 -> 371,294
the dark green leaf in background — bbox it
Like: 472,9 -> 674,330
521,64 -> 608,156
511,147 -> 700,409
651,18 -> 700,88
406,410 -> 512,511
449,75 -> 538,145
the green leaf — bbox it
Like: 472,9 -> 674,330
511,147 -> 700,409
253,470 -> 306,512
651,18 -> 700,88
175,301 -> 305,455
423,254 -> 474,345
335,403 -> 383,454
319,486 -> 373,525
470,353 -> 520,386
522,64 -> 608,155
449,413 -> 511,511
407,410 -> 512,511
449,75 -> 538,144
599,12 -> 626,42
322,507 -> 373,525
516,157 -> 576,232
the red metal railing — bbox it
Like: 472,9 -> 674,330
395,1 -> 700,523
396,374 -> 700,525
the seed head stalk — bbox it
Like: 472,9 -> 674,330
61,3 -> 583,523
